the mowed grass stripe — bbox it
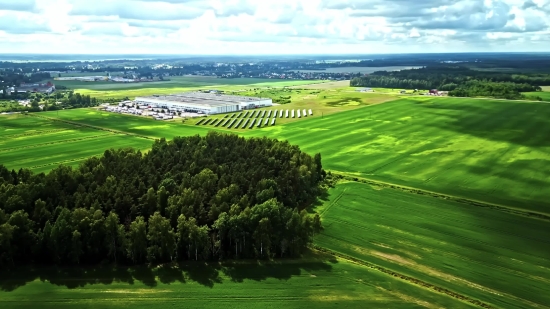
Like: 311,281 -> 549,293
0,129 -> 112,152
0,115 -> 76,137
316,182 -> 550,309
0,135 -> 153,171
0,256 -> 476,309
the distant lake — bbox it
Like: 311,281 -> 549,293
290,66 -> 422,74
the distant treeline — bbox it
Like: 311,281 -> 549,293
350,66 -> 548,100
0,91 -> 106,113
0,133 -> 326,268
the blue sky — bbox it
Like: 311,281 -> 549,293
0,0 -> 549,54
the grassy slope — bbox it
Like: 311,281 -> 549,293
0,253 -> 474,309
243,97 -> 550,215
315,181 -> 550,309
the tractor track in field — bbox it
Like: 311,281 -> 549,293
28,114 -> 156,141
1,128 -> 71,139
312,246 -> 497,309
319,188 -> 347,217
332,172 -> 550,221
29,156 -> 95,170
0,134 -> 113,153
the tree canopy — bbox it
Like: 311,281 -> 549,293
0,132 -> 326,268
350,66 -> 547,100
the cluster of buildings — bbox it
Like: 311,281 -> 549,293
4,81 -> 56,95
134,92 -> 273,115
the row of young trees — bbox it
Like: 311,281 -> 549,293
0,133 -> 326,268
350,66 -> 546,99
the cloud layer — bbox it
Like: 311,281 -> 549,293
0,0 -> 549,54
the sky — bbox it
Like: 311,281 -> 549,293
0,0 -> 549,54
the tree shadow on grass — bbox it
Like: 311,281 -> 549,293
416,100 -> 550,148
0,251 -> 337,292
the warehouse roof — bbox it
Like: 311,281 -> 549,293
135,96 -> 238,108
171,92 -> 270,102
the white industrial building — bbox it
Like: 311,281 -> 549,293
134,92 -> 272,115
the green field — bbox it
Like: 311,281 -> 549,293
0,253 -> 474,309
523,90 -> 550,102
3,96 -> 550,213
2,86 -> 550,308
243,97 -> 550,215
54,76 -> 330,99
315,182 -> 550,309
0,113 -> 156,173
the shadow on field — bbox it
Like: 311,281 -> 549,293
0,251 -> 337,291
416,99 -> 550,148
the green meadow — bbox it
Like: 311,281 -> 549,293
315,181 -> 550,309
243,97 -> 550,215
2,83 -> 550,308
0,253 -> 474,309
523,90 -> 550,101
0,113 -> 154,173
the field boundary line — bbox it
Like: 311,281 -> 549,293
27,114 -> 156,141
311,246 -> 497,309
319,188 -> 347,217
330,171 -> 550,221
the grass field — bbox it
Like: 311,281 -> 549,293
0,252 -> 475,309
0,113 -> 158,173
523,90 -> 550,102
242,97 -> 550,215
315,181 -> 550,309
55,76 -> 329,99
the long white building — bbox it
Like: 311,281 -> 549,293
134,92 -> 272,115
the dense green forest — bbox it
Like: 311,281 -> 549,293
0,133 -> 325,268
350,66 -> 547,99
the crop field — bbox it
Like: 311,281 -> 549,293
522,90 -> 550,102
0,252 -> 474,309
315,181 -> 550,309
56,76 -> 329,99
0,113 -> 159,173
243,97 -> 550,215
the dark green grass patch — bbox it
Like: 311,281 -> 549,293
315,182 -> 550,309
243,97 -> 550,214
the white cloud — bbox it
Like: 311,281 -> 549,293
0,0 -> 548,54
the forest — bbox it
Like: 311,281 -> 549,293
350,66 -> 548,99
0,133 -> 326,268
